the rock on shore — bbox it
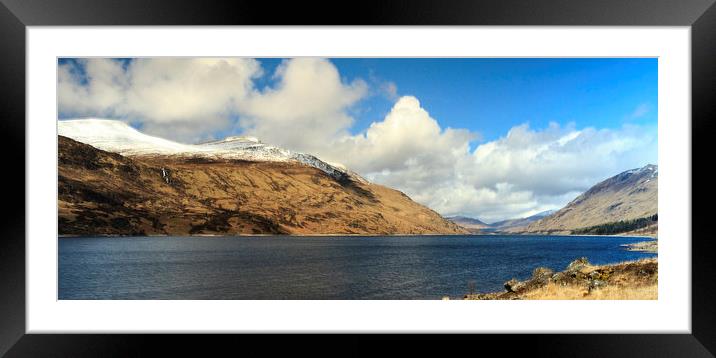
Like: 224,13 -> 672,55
464,257 -> 658,300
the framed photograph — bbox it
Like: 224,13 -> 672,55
3,0 -> 715,356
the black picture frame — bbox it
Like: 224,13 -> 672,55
2,0 -> 714,356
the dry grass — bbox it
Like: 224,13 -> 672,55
464,258 -> 658,300
534,258 -> 658,300
520,282 -> 657,300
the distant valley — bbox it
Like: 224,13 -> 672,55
448,165 -> 658,237
447,210 -> 555,233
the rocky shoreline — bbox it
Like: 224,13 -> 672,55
461,257 -> 657,300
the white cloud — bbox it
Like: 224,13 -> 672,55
58,58 -> 657,222
328,96 -> 475,174
466,122 -> 657,196
323,101 -> 656,222
59,58 -> 367,146
58,58 -> 128,116
237,58 -> 367,154
311,96 -> 654,222
59,58 -> 263,142
444,122 -> 657,221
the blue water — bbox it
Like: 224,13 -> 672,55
58,235 -> 656,300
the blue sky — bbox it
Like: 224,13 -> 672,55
59,57 -> 657,144
58,57 -> 658,221
251,58 -> 657,144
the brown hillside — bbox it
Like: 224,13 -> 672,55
58,135 -> 467,236
516,165 -> 658,234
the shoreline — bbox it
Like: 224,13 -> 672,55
460,257 -> 658,300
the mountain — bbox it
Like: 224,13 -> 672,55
445,216 -> 491,231
447,210 -> 556,233
58,119 -> 364,183
516,165 -> 658,234
57,120 -> 467,236
489,210 -> 557,231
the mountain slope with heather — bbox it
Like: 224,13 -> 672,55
515,165 -> 658,234
58,133 -> 467,236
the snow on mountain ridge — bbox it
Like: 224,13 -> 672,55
58,119 -> 364,182
58,119 -> 197,156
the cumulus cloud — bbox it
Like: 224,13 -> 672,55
58,58 -> 369,146
59,58 -> 262,142
329,96 -> 475,174
238,58 -> 367,153
321,97 -> 655,222
467,122 -> 657,195
58,58 -> 657,222
318,96 -> 654,222
435,122 -> 657,222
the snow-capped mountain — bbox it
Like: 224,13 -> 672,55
58,119 -> 364,182
58,119 -> 197,156
58,134 -> 467,236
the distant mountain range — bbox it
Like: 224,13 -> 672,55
447,210 -> 556,233
57,120 -> 467,236
489,210 -> 558,231
444,216 -> 491,231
